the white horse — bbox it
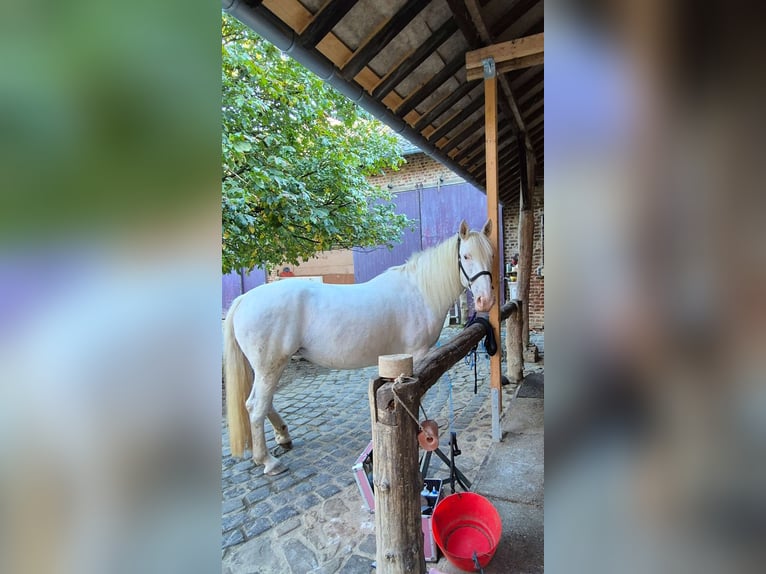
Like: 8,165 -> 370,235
223,220 -> 496,475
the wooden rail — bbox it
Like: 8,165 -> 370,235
414,300 -> 519,396
369,299 -> 519,574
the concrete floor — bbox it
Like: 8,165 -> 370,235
430,389 -> 544,574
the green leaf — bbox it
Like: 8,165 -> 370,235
221,14 -> 411,274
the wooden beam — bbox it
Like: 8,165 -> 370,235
467,34 -> 544,67
526,113 -> 544,131
471,145 -> 517,180
458,123 -> 513,167
413,302 -> 518,393
414,80 -> 478,131
490,0 -> 539,39
511,64 -> 543,89
453,112 -> 515,159
341,0 -> 430,81
467,52 -> 543,80
501,160 -> 521,180
517,79 -> 543,107
466,33 -> 544,80
427,95 -> 484,142
516,148 -> 536,348
518,138 -> 530,209
444,0 -> 484,47
395,54 -> 465,117
372,18 -> 457,99
447,0 -> 518,139
298,0 -> 359,47
463,0 -> 539,161
442,115 -> 485,155
451,122 -> 490,161
483,69 -> 503,431
522,95 -> 543,117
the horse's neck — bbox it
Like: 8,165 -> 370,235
403,235 -> 464,321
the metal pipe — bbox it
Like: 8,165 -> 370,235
221,0 -> 486,193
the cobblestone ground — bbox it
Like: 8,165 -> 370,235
222,326 -> 543,573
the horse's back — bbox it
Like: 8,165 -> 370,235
232,274 -> 438,370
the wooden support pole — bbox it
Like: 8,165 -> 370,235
506,303 -> 524,383
517,150 -> 536,349
370,356 -> 426,574
483,58 -> 503,440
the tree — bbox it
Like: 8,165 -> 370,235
222,15 -> 410,274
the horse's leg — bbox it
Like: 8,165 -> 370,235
267,408 -> 293,453
245,371 -> 288,476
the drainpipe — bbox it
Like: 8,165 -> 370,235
221,0 -> 486,194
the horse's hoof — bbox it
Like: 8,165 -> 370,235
270,442 -> 293,457
264,461 -> 288,476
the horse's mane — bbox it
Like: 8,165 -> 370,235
391,230 -> 492,317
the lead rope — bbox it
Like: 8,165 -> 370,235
391,378 -> 429,429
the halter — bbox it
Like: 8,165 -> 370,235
457,235 -> 492,289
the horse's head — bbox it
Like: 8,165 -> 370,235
458,219 -> 495,312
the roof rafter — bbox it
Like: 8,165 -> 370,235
341,0 -> 431,81
462,0 -> 538,166
298,0 -> 359,47
427,95 -> 484,142
371,18 -> 458,99
395,53 -> 465,116
414,79 -> 478,131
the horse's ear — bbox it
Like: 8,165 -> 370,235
482,219 -> 492,237
459,220 -> 469,239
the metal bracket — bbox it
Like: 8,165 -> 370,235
482,57 -> 496,79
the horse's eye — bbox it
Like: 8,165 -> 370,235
463,254 -> 470,260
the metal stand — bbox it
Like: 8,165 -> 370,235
419,431 -> 472,493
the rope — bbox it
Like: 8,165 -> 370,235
391,382 -> 429,429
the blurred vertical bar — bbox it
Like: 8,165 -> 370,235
0,2 -> 222,574
546,1 -> 766,573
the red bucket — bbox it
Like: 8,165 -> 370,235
431,492 -> 502,572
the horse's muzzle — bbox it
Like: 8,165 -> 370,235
474,294 -> 495,312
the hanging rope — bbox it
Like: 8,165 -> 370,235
390,382 -> 428,429
391,382 -> 439,451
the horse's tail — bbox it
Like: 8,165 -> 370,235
223,295 -> 253,459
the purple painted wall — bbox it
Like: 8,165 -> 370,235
222,271 -> 241,312
354,183 -> 492,283
419,183 -> 488,249
353,190 -> 422,284
242,267 -> 267,292
222,267 -> 267,313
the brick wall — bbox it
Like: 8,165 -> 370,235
502,185 -> 544,330
368,152 -> 465,192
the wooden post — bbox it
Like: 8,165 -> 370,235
363,304 -> 517,574
506,303 -> 524,383
517,150 -> 536,349
483,57 -> 503,440
369,355 -> 426,574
